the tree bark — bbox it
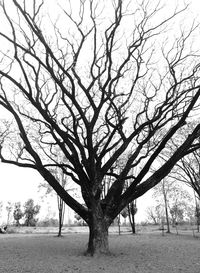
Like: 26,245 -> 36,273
85,205 -> 109,256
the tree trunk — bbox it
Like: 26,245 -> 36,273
163,193 -> 170,233
128,202 -> 137,234
162,183 -> 170,233
85,205 -> 109,256
57,197 -> 65,237
58,209 -> 62,237
197,219 -> 200,233
131,212 -> 136,234
117,214 -> 121,235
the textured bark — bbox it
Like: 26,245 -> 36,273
86,224 -> 109,256
86,204 -> 109,256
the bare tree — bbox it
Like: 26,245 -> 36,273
167,122 -> 200,198
0,0 -> 200,255
146,205 -> 163,225
165,122 -> 200,230
13,202 -> 23,226
6,201 -> 13,225
153,179 -> 192,228
40,168 -> 75,237
173,150 -> 200,199
153,179 -> 172,232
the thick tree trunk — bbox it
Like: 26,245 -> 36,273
86,223 -> 109,256
85,205 -> 109,256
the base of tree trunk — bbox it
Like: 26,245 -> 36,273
85,239 -> 110,256
84,248 -> 111,257
85,223 -> 110,256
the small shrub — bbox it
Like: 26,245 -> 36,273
37,218 -> 59,227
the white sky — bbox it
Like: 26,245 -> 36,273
0,163 -> 42,203
0,0 -> 200,224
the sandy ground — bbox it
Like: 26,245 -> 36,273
0,231 -> 200,273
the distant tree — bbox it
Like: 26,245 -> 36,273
165,122 -> 200,199
146,204 -> 163,225
128,201 -> 137,234
13,202 -> 23,226
170,205 -> 184,225
39,170 -> 75,236
168,184 -> 192,226
38,217 -> 58,227
153,179 -> 173,232
6,202 -> 13,225
174,153 -> 200,199
164,122 -> 200,231
117,201 -> 137,234
23,199 -> 40,227
152,180 -> 192,229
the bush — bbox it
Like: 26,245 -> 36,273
37,218 -> 59,227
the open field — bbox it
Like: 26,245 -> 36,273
0,228 -> 200,273
5,224 -> 200,235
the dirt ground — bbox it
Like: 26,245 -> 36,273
0,231 -> 200,273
